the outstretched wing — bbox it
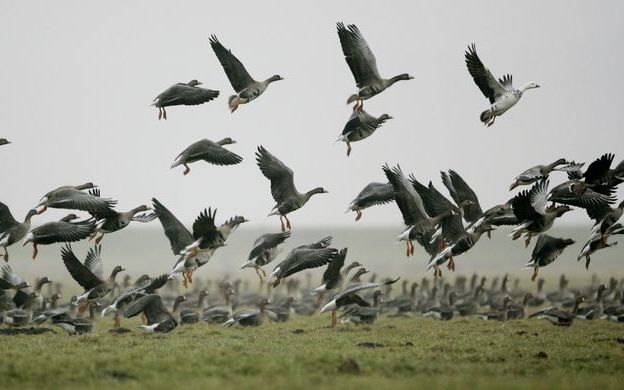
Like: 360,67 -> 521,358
256,146 -> 297,204
152,198 -> 193,255
84,245 -> 104,281
441,170 -> 484,223
465,44 -> 508,104
337,22 -> 381,88
209,35 -> 255,92
0,202 -> 19,231
61,245 -> 102,291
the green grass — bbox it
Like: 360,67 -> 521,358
0,315 -> 623,389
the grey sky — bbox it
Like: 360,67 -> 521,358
1,1 -> 623,231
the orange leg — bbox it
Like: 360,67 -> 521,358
187,271 -> 193,284
279,215 -> 285,232
316,293 -> 324,306
355,210 -> 362,222
162,107 -> 167,120
585,255 -> 591,270
114,312 -> 121,328
531,267 -> 539,281
331,310 -> 337,329
32,244 -> 38,260
447,257 -> 455,271
182,273 -> 189,289
158,107 -> 162,120
255,267 -> 264,283
95,233 -> 104,245
183,164 -> 190,176
2,250 -> 7,262
524,234 -> 532,248
405,241 -> 411,257
410,240 -> 415,256
284,215 -> 292,230
346,142 -> 352,157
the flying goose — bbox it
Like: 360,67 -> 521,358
152,80 -> 219,120
256,146 -> 328,231
0,138 -> 10,146
337,109 -> 392,156
346,182 -> 395,221
573,153 -> 624,195
509,158 -> 569,190
0,265 -> 31,310
578,223 -> 624,269
35,183 -> 116,215
524,234 -> 575,281
240,231 -> 291,282
337,23 -> 413,110
123,294 -> 185,333
510,180 -> 572,246
209,35 -> 283,113
0,202 -> 37,261
268,244 -> 338,288
22,214 -> 96,259
314,249 -> 362,304
171,137 -> 243,175
321,277 -> 399,328
88,192 -> 155,244
152,198 -> 224,288
465,44 -> 540,127
61,244 -> 125,308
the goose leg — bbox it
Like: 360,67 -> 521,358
32,244 -> 38,260
531,267 -> 539,282
331,310 -> 337,329
89,231 -> 97,241
183,164 -> 190,176
524,234 -> 532,248
255,267 -> 264,283
410,241 -> 415,256
346,142 -> 352,156
316,293 -> 324,306
284,215 -> 292,230
447,257 -> 455,271
187,271 -> 193,284
114,312 -> 121,328
487,230 -> 491,239
487,116 -> 495,127
405,241 -> 411,257
585,255 -> 591,270
230,97 -> 240,113
355,210 -> 362,222
95,233 -> 104,245
279,216 -> 285,232
182,272 -> 189,289
162,107 -> 167,120
158,107 -> 162,120
3,249 -> 8,262
357,99 -> 364,112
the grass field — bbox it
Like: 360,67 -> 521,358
1,315 -> 623,389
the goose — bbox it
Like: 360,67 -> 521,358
123,294 -> 185,333
152,80 -> 219,120
22,214 -> 96,259
101,274 -> 169,328
572,153 -> 624,195
340,290 -> 383,325
465,43 -> 540,127
209,35 -> 283,113
3,292 -> 38,326
202,288 -> 235,324
547,179 -> 615,212
321,277 -> 399,328
346,182 -> 395,221
0,202 -> 37,261
510,180 -> 572,246
382,164 -> 451,258
506,293 -> 533,320
529,296 -> 585,326
422,292 -> 456,321
268,244 -> 338,288
35,182 -> 116,215
223,298 -> 269,327
336,23 -> 413,111
313,249 -> 361,304
180,291 -> 208,325
337,109 -> 392,156
152,198 -> 224,288
587,200 -> 624,240
476,297 -> 512,321
256,146 -> 328,231
0,265 -> 31,309
171,137 -> 243,175
240,231 -> 291,281
509,159 -> 569,190
524,234 -> 575,281
53,302 -> 100,335
576,285 -> 606,320
87,199 -> 155,244
266,297 -> 296,322
454,286 -> 483,316
61,244 -> 125,308
0,138 -> 10,146
578,223 -> 624,269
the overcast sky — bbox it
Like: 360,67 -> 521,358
1,1 -> 623,230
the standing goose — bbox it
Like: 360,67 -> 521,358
22,214 -> 96,259
61,244 -> 125,307
0,138 -> 10,146
209,35 -> 283,113
337,23 -> 413,110
510,180 -> 572,246
35,183 -> 116,215
346,182 -> 395,221
0,202 -> 37,261
123,294 -> 185,333
256,146 -> 328,231
524,234 -> 575,281
152,199 -> 224,288
88,193 -> 155,244
223,298 -> 269,327
152,80 -> 219,120
509,159 -> 569,190
171,138 -> 243,175
268,245 -> 338,288
240,231 -> 291,281
465,44 -> 540,127
576,285 -> 607,320
337,109 -> 392,156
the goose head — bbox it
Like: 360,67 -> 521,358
266,75 -> 284,83
217,137 -> 237,146
0,138 -> 10,146
187,80 -> 202,86
520,82 -> 540,91
306,187 -> 329,197
60,214 -> 79,222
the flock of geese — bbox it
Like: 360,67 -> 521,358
0,23 -> 622,334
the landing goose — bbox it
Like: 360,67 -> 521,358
346,182 -> 395,221
240,231 -> 291,281
0,202 -> 37,261
268,243 -> 338,288
578,223 -> 624,269
152,80 -> 219,120
88,193 -> 155,244
314,249 -> 361,304
123,294 -> 185,333
23,214 -> 96,259
509,158 -> 569,190
574,153 -> 624,195
337,109 -> 392,156
171,137 -> 242,175
209,35 -> 283,112
465,43 -> 540,127
256,146 -> 328,231
340,290 -> 383,325
524,234 -> 575,281
337,23 -> 413,110
35,183 -> 116,215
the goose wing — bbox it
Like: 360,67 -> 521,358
335,278 -> 400,301
256,146 -> 297,204
274,247 -> 337,279
529,180 -> 550,216
321,248 -> 347,285
209,35 -> 255,92
156,84 -> 219,106
583,153 -> 614,185
84,245 -> 104,281
465,44 -> 508,104
123,294 -> 170,323
441,170 -> 484,223
192,208 -> 222,246
152,198 -> 193,255
61,245 -> 102,290
51,189 -> 117,214
349,182 -> 395,210
337,22 -> 381,88
1,264 -> 25,287
0,202 -> 18,231
383,164 -> 429,226
297,236 -> 333,250
30,220 -> 95,244
183,140 -> 243,166
249,231 -> 290,260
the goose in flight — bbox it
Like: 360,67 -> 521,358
152,80 -> 219,120
209,35 -> 283,113
0,202 -> 37,262
465,44 -> 540,127
123,294 -> 185,333
524,234 -> 575,281
346,182 -> 395,221
23,214 -> 95,259
240,231 -> 291,282
171,137 -> 242,176
34,183 -> 116,215
337,23 -> 413,111
268,243 -> 338,288
337,109 -> 392,156
256,146 -> 328,232
509,158 -> 570,190
0,138 -> 10,146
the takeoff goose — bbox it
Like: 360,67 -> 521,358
23,214 -> 96,259
171,137 -> 242,175
346,182 -> 395,221
524,234 -> 575,281
0,202 -> 37,261
152,80 -> 219,120
268,243 -> 338,288
578,223 -> 624,270
465,44 -> 540,127
88,191 -> 155,244
313,249 -> 362,304
337,23 -> 413,110
35,183 -> 116,215
509,159 -> 569,190
256,146 -> 328,231
240,231 -> 291,281
123,294 -> 185,333
209,35 -> 283,112
573,153 -> 624,195
337,109 -> 392,156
